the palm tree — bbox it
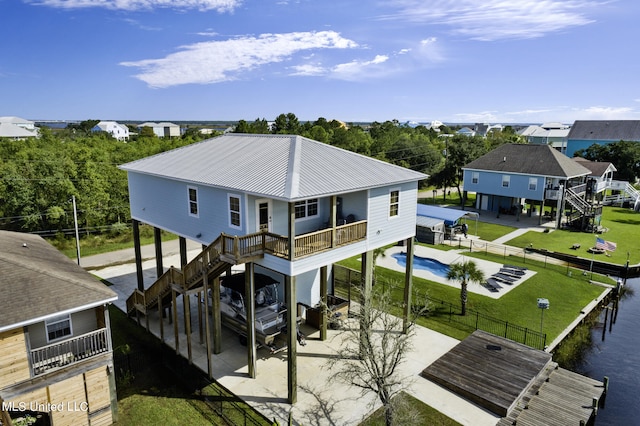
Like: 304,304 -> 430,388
446,259 -> 485,316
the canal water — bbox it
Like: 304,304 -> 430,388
575,276 -> 640,425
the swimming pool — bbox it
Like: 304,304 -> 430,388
391,252 -> 450,278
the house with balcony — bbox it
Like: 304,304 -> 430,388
0,231 -> 118,426
461,144 -> 603,229
119,133 -> 427,404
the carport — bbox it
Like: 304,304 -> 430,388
416,204 -> 479,239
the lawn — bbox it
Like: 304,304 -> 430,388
506,206 -> 639,265
338,252 -> 609,343
360,392 -> 462,426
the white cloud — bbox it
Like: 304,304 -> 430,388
27,0 -> 241,12
289,63 -> 327,77
453,111 -> 499,122
381,0 -> 602,41
120,31 -> 358,87
574,106 -> 640,120
330,55 -> 389,80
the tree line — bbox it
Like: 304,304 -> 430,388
1,114 -> 637,239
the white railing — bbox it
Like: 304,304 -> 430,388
30,328 -> 110,376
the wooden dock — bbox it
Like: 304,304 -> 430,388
421,330 -> 605,424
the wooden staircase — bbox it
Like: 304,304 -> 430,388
126,232 -> 267,316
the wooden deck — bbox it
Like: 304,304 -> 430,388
421,330 -> 605,424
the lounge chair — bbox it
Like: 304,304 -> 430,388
486,278 -> 503,290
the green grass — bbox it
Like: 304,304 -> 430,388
360,392 -> 462,426
506,206 -> 638,265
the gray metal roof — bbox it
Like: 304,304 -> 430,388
0,231 -> 117,331
567,120 -> 640,141
463,144 -> 591,178
120,134 -> 428,201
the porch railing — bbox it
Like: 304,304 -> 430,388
30,328 -> 110,376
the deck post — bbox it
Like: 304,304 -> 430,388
158,289 -> 164,342
245,263 -> 257,378
185,292 -> 193,364
330,195 -> 337,248
202,268 -> 213,379
320,265 -> 328,341
360,250 -> 373,356
286,275 -> 297,404
154,227 -> 163,279
172,288 -> 179,355
212,276 -> 222,354
132,219 -> 144,291
403,237 -> 414,334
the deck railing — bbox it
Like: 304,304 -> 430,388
30,328 -> 110,376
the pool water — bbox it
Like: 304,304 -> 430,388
391,252 -> 450,278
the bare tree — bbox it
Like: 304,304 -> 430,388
327,284 -> 428,426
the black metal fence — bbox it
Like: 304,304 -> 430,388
333,264 -> 547,350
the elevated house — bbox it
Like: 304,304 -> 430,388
119,133 -> 427,403
92,120 -> 130,141
565,120 -> 640,157
518,122 -> 570,151
0,231 -> 118,426
461,144 -> 609,229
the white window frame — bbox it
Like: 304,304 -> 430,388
471,172 -> 479,184
389,189 -> 400,218
45,314 -> 73,343
529,177 -> 537,191
187,186 -> 199,217
228,194 -> 242,229
294,198 -> 319,221
502,175 -> 510,188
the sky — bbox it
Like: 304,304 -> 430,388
2,0 -> 640,124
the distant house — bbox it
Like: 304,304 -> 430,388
92,120 -> 130,140
519,122 -> 570,151
457,127 -> 476,137
120,133 -> 427,403
462,144 -> 592,226
0,116 -> 39,140
565,120 -> 640,157
138,121 -> 180,138
0,231 -> 118,426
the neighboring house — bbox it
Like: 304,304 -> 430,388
137,121 -> 180,138
0,231 -> 118,426
565,120 -> 640,157
0,116 -> 39,140
462,144 -> 594,227
92,120 -> 130,141
457,127 -> 476,137
573,157 -> 640,207
519,122 -> 570,151
119,133 -> 427,403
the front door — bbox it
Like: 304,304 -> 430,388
256,199 -> 271,232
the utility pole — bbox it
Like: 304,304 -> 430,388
72,195 -> 81,266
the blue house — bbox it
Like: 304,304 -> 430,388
119,133 -> 426,403
565,120 -> 640,157
462,144 -> 596,227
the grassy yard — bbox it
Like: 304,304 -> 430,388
360,392 -> 462,426
506,206 -> 639,265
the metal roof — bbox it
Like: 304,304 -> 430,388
463,144 -> 591,179
0,231 -> 117,331
567,120 -> 640,141
120,134 -> 427,201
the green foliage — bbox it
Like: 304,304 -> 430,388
575,140 -> 640,181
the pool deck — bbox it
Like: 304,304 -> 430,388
378,244 -> 536,299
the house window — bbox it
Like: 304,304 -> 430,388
502,175 -> 510,188
46,314 -> 72,342
294,199 -> 319,219
188,186 -> 198,217
389,190 -> 400,217
472,172 -> 479,184
229,195 -> 241,228
529,178 -> 537,191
